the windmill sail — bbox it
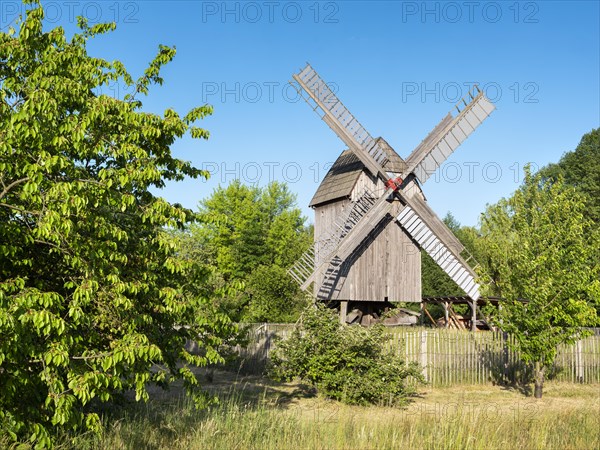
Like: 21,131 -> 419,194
401,193 -> 464,256
288,188 -> 381,289
293,64 -> 390,181
396,204 -> 480,299
403,86 -> 495,184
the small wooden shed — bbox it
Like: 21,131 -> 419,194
310,137 -> 424,305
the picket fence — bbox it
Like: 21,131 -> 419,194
232,324 -> 600,386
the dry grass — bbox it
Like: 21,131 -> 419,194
45,371 -> 600,449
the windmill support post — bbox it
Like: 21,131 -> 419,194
339,301 -> 348,325
423,305 -> 437,326
444,301 -> 449,328
470,300 -> 477,332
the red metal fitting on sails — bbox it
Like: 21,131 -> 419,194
385,176 -> 404,191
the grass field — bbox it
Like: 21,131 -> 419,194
52,370 -> 600,449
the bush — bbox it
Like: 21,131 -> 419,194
269,304 -> 424,406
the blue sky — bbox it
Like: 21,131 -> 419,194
3,1 -> 599,226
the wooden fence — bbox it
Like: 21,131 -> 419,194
232,325 -> 600,386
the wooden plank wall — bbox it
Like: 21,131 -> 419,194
232,325 -> 600,386
313,172 -> 421,302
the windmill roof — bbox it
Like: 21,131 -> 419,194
309,137 -> 406,208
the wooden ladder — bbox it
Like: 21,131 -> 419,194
288,188 -> 379,289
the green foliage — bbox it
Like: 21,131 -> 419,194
269,304 -> 424,406
423,130 -> 600,320
478,166 -> 600,396
179,180 -> 312,322
245,265 -> 309,323
0,1 -> 236,446
539,128 -> 600,223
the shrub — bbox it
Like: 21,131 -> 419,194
269,304 -> 424,406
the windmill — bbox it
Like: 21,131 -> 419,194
288,63 -> 495,327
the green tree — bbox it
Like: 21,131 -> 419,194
180,180 -> 312,322
539,128 -> 600,223
0,2 -> 235,446
478,167 -> 600,398
244,265 -> 305,323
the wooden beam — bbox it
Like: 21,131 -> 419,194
423,304 -> 437,326
339,301 -> 348,325
448,304 -> 466,330
475,303 -> 492,330
444,301 -> 449,329
403,113 -> 454,173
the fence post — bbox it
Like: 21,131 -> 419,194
421,330 -> 428,382
575,339 -> 583,383
502,331 -> 509,384
264,323 -> 271,363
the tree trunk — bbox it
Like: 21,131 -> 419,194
534,361 -> 545,399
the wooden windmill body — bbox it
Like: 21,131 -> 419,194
288,64 -> 495,325
310,141 -> 423,304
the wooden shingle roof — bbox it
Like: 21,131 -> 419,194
377,137 -> 407,174
309,137 -> 407,208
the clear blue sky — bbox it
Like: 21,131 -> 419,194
3,1 -> 599,226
